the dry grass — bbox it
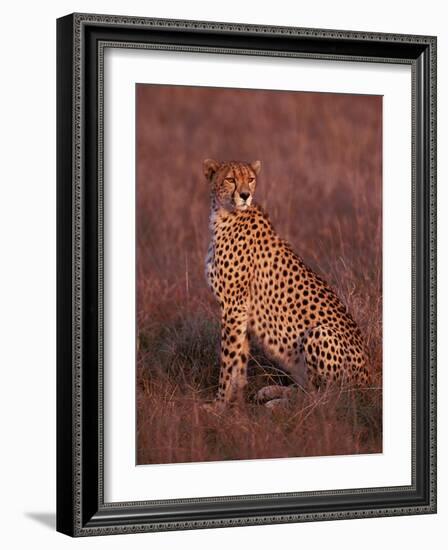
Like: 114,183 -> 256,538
136,85 -> 382,465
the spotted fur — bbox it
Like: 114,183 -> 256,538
204,159 -> 371,407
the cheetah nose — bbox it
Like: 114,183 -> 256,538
240,192 -> 250,201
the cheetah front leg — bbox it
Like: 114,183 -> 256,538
210,305 -> 250,411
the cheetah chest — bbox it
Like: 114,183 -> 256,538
206,219 -> 253,303
205,240 -> 216,292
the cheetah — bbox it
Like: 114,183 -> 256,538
204,159 -> 371,411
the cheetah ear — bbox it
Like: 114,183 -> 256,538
203,159 -> 221,181
251,160 -> 261,175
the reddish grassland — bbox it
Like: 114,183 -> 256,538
136,85 -> 382,465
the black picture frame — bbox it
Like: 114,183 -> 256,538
57,13 -> 437,537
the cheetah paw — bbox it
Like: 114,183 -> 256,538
202,400 -> 226,415
256,385 -> 295,404
264,398 -> 290,410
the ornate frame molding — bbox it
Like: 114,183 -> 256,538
57,13 -> 437,537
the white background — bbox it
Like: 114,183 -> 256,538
105,51 -> 412,501
0,1 -> 445,549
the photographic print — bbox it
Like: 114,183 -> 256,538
136,84 -> 383,465
136,84 -> 382,464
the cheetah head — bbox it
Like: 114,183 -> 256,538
203,159 -> 261,212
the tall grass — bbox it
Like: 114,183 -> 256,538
136,85 -> 382,464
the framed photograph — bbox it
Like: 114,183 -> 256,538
56,13 -> 437,536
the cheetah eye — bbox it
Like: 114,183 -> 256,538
225,177 -> 235,184
248,177 -> 255,183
